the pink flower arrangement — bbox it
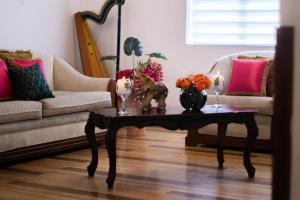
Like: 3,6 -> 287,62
117,59 -> 164,104
117,69 -> 133,79
141,61 -> 164,82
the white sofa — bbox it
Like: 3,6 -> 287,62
186,51 -> 274,151
0,52 -> 114,164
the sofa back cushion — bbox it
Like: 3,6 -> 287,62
32,52 -> 54,90
209,51 -> 274,92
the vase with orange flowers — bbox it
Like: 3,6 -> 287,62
176,74 -> 212,112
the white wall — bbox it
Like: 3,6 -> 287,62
2,0 -> 299,198
0,0 -> 103,72
281,0 -> 300,199
0,0 -> 275,106
110,0 -> 274,106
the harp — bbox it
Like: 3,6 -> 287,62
75,0 -> 125,78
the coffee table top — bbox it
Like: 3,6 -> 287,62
90,105 -> 257,118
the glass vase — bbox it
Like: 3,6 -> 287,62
180,88 -> 207,112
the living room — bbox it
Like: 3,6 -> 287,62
0,0 -> 299,200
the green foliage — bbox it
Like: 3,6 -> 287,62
101,38 -> 167,68
100,55 -> 118,61
124,37 -> 143,57
146,52 -> 167,60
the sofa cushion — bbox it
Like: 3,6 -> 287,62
237,55 -> 274,97
0,60 -> 14,101
226,59 -> 269,96
11,59 -> 48,81
0,112 -> 89,135
40,91 -> 112,117
0,101 -> 42,124
207,95 -> 273,116
209,51 -> 274,91
32,52 -> 54,90
8,64 -> 55,101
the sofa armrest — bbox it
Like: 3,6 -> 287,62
107,79 -> 116,107
53,57 -> 116,106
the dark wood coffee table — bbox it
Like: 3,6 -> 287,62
84,106 -> 258,189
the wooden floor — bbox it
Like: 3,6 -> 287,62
0,128 -> 272,200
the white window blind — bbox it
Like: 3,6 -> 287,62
186,0 -> 280,46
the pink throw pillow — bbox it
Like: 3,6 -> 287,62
13,59 -> 48,81
227,59 -> 269,96
0,60 -> 14,100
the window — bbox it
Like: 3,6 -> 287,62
186,0 -> 280,46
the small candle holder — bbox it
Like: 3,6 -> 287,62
116,77 -> 133,115
211,71 -> 225,108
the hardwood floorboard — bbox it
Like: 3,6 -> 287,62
52,155 -> 218,170
149,145 -> 259,157
1,167 -> 44,175
12,181 -> 139,200
62,167 -> 271,187
167,191 -> 236,200
0,128 -> 272,200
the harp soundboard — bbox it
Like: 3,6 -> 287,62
75,0 -> 125,78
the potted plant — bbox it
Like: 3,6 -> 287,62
102,37 -> 167,135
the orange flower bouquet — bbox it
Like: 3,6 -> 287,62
176,74 -> 212,91
176,74 -> 212,111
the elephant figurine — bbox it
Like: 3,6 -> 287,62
141,80 -> 168,113
134,69 -> 168,112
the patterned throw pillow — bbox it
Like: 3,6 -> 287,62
9,59 -> 48,81
7,64 -> 54,101
237,55 -> 274,96
265,60 -> 274,97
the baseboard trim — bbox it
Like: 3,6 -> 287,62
0,132 -> 106,166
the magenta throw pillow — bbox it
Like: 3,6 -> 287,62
13,59 -> 48,81
226,59 -> 269,96
0,60 -> 14,100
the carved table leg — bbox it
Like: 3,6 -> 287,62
243,115 -> 259,178
84,113 -> 98,177
217,122 -> 228,169
186,128 -> 199,146
105,127 -> 118,189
